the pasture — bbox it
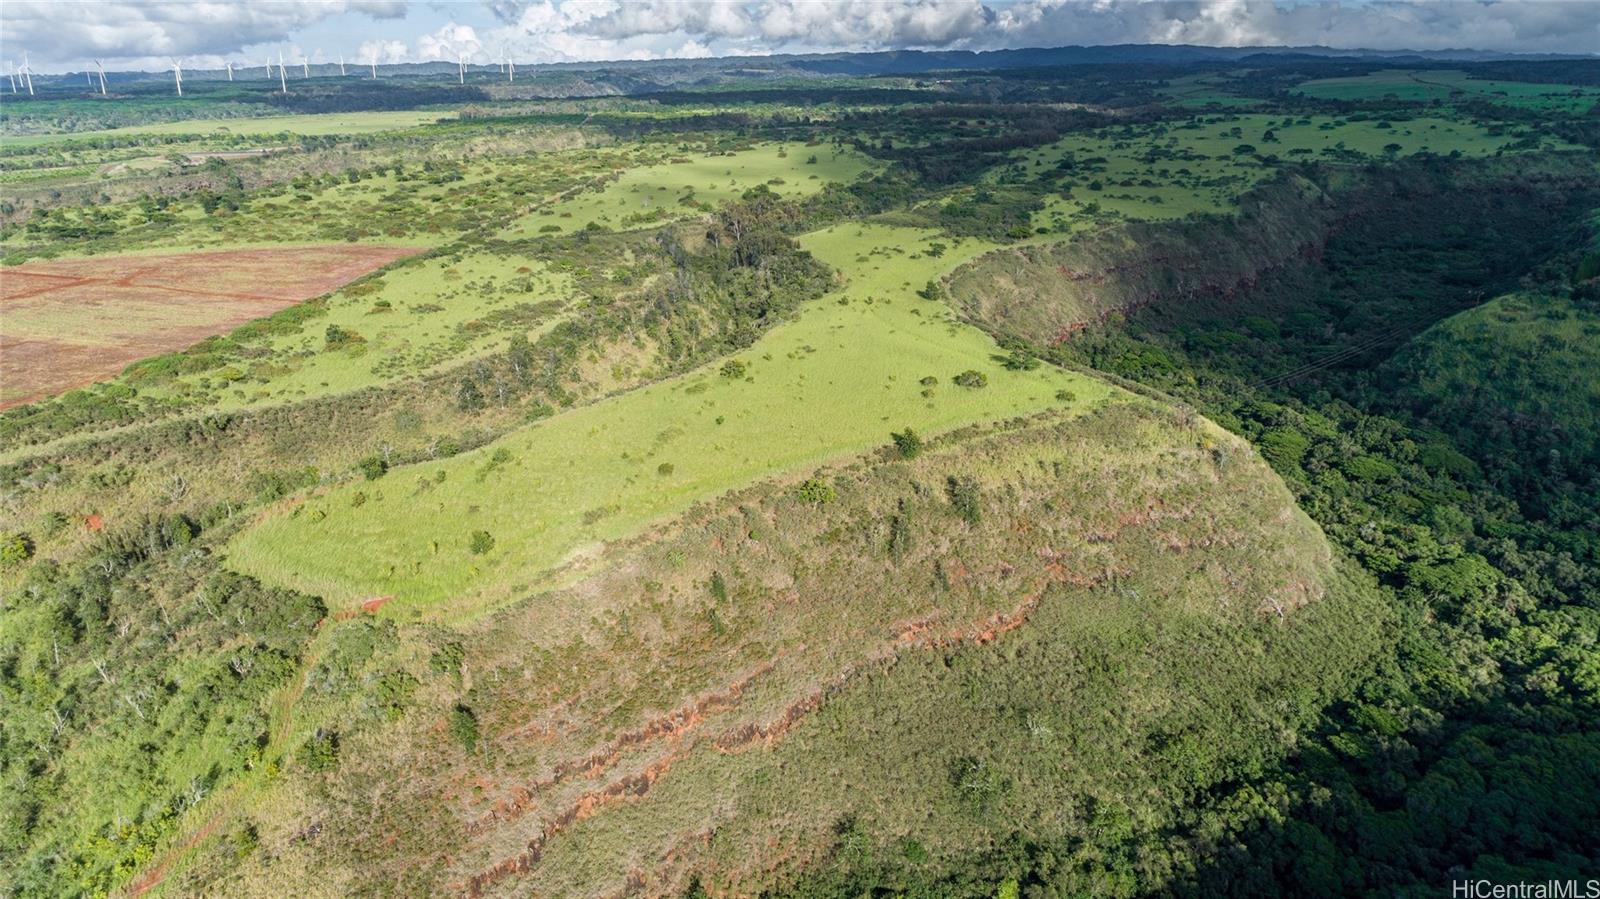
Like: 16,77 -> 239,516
1295,69 -> 1600,113
226,223 -> 1113,615
3,110 -> 457,147
996,113 -> 1536,233
499,142 -> 876,237
0,244 -> 414,408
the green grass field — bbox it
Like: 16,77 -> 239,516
997,113 -> 1537,233
3,110 -> 458,147
149,252 -> 576,411
1295,69 -> 1600,112
499,143 -> 875,237
226,223 -> 1113,615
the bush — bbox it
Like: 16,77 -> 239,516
946,476 -> 982,525
323,324 -> 363,350
358,456 -> 388,480
795,478 -> 837,504
1,531 -> 33,568
657,462 -> 675,476
448,705 -> 479,753
299,729 -> 340,771
891,428 -> 923,460
999,350 -> 1040,371
720,359 -> 748,379
888,503 -> 913,560
469,530 -> 495,555
953,370 -> 988,388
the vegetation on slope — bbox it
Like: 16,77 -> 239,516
178,404 -> 1378,898
926,161 -> 1600,895
3,56 -> 1598,898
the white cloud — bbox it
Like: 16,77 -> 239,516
357,38 -> 410,64
1,1 -> 412,71
417,22 -> 484,61
5,0 -> 1597,74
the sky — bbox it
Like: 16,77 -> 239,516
2,0 -> 1597,74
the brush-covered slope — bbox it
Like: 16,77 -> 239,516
180,402 -> 1384,898
1381,287 -> 1600,527
942,158 -> 1600,347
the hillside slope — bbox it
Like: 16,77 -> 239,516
1381,287 -> 1600,527
172,403 -> 1384,897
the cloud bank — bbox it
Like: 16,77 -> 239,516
4,0 -> 1596,73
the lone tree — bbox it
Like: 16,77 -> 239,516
891,428 -> 923,460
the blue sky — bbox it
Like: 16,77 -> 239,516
4,1 -> 1597,74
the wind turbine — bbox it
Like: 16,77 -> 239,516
264,56 -> 272,79
458,50 -> 465,84
226,61 -> 233,81
278,50 -> 287,93
369,50 -> 377,79
95,60 -> 107,95
508,56 -> 514,83
170,58 -> 183,97
7,62 -> 17,94
339,54 -> 346,76
301,54 -> 309,79
22,51 -> 35,95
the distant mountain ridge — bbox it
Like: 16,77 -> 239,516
37,41 -> 1596,84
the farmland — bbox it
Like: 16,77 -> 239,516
1295,68 -> 1600,112
0,245 -> 414,407
2,48 -> 1598,899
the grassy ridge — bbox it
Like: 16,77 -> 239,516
226,224 -> 1107,614
199,403 -> 1373,898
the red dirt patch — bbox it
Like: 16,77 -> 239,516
0,244 -> 417,409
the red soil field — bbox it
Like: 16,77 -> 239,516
0,245 -> 416,409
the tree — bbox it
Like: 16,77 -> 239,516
891,428 -> 923,460
457,377 -> 485,411
946,476 -> 981,524
796,478 -> 837,504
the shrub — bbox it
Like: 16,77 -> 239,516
358,456 -> 388,480
1,531 -> 33,568
323,324 -> 363,350
999,350 -> 1040,371
953,370 -> 988,388
449,705 -> 479,753
710,571 -> 728,603
720,359 -> 748,379
888,503 -> 913,560
299,729 -> 340,771
946,476 -> 982,525
469,530 -> 495,555
657,462 -> 675,476
795,478 -> 837,504
457,377 -> 485,412
891,428 -> 923,460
